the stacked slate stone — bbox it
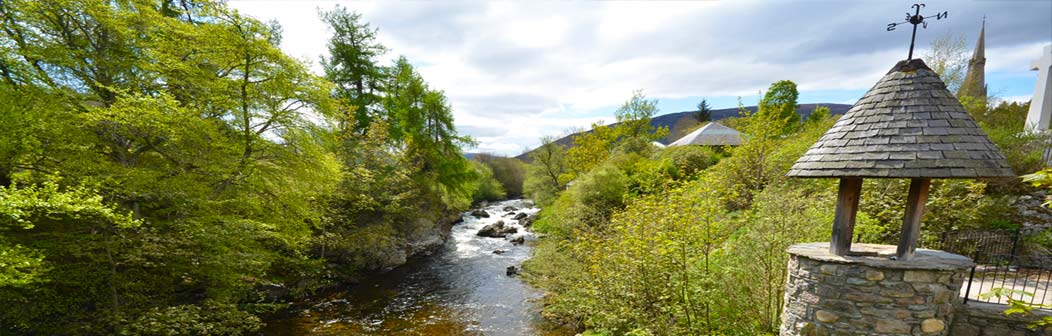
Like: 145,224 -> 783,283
787,59 -> 1013,179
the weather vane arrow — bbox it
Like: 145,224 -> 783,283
887,3 -> 948,60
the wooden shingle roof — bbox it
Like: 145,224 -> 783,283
787,59 -> 1013,178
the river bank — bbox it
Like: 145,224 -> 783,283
262,199 -> 568,335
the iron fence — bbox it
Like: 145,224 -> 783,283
857,228 -> 1052,308
856,228 -> 1046,257
962,253 -> 1052,307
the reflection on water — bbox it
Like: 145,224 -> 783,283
264,200 -> 568,335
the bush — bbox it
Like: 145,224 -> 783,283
122,304 -> 262,336
468,160 -> 506,203
533,164 -> 628,236
475,154 -> 526,198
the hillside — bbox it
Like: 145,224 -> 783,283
514,103 -> 852,161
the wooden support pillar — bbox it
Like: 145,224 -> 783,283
831,178 -> 863,256
897,178 -> 931,261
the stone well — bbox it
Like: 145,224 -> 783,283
780,243 -> 973,336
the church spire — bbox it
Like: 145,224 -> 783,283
959,18 -> 987,100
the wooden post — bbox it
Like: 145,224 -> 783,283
897,178 -> 931,260
831,178 -> 863,256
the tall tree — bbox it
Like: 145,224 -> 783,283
757,80 -> 800,136
321,6 -> 387,133
384,57 -> 476,201
695,98 -> 712,123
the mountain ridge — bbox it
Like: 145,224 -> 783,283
508,103 -> 852,161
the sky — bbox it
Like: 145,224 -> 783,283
228,0 -> 1052,156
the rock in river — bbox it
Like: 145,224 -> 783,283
512,212 -> 527,220
502,206 -> 518,212
476,221 -> 518,238
509,236 -> 525,245
506,265 -> 519,276
470,209 -> 489,218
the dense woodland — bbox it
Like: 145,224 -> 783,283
521,83 -> 1046,335
0,1 -> 512,334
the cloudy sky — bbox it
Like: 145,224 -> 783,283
229,0 -> 1052,156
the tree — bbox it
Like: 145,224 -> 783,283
524,136 -> 568,205
564,91 -> 668,180
805,105 -> 830,125
0,1 -> 340,333
757,80 -> 800,136
695,99 -> 712,123
384,56 -> 476,203
475,154 -> 526,198
615,90 -> 666,140
321,6 -> 387,133
923,31 -> 969,96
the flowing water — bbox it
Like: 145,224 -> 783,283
264,199 -> 566,335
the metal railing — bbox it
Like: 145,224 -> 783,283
858,228 -> 1052,308
856,228 -> 1045,257
962,253 -> 1052,307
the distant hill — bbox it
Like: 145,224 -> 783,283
514,103 -> 852,161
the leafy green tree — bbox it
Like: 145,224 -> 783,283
384,57 -> 477,205
757,80 -> 800,135
524,136 -> 568,206
321,6 -> 387,133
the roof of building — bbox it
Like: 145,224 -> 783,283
668,122 -> 743,146
786,59 -> 1013,179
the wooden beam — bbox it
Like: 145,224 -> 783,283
831,178 -> 863,256
896,178 -> 932,261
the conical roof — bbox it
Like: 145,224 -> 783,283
787,59 -> 1013,178
669,122 -> 743,146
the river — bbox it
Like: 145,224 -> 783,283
263,199 -> 567,335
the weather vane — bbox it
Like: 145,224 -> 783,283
887,4 -> 948,60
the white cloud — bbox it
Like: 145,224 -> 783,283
229,0 -> 1052,155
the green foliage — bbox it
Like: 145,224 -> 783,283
564,91 -> 669,181
0,1 -> 479,334
527,161 -> 833,335
321,6 -> 387,133
710,102 -> 833,209
524,137 -> 568,207
979,288 -> 1052,330
976,101 -> 1049,180
469,160 -> 506,203
475,154 -> 525,198
757,80 -> 801,135
805,106 -> 830,125
859,179 -> 1014,238
122,303 -> 264,336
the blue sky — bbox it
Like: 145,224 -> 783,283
230,1 -> 1051,156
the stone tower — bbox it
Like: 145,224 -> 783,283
959,19 -> 987,100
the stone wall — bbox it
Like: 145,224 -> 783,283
780,243 -> 973,336
951,301 -> 1051,336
